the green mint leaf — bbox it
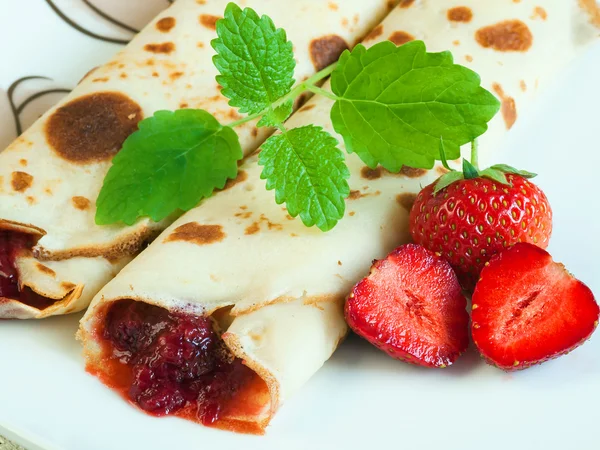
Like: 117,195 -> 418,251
257,100 -> 294,128
330,40 -> 500,172
462,159 -> 479,179
490,164 -> 537,179
480,168 -> 510,185
212,3 -> 295,116
95,109 -> 242,226
434,171 -> 464,194
258,125 -> 350,232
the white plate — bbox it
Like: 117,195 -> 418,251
1,2 -> 599,450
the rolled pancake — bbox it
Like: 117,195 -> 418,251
0,0 -> 397,319
79,0 -> 600,433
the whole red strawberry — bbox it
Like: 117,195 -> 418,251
409,156 -> 552,289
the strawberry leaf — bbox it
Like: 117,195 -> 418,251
258,125 -> 350,231
330,40 -> 500,172
462,159 -> 479,179
490,164 -> 537,179
480,168 -> 510,185
95,109 -> 242,226
212,3 -> 295,117
434,171 -> 464,194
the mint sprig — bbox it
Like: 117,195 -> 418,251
96,3 -> 502,231
95,110 -> 241,225
259,125 -> 349,231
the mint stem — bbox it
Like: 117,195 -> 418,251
470,139 -> 479,171
226,62 -> 338,128
306,85 -> 339,101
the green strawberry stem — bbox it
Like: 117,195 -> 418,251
470,140 -> 479,171
434,137 -> 538,194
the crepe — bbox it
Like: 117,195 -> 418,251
0,0 -> 396,319
78,0 -> 600,433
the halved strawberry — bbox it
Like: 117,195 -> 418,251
345,244 -> 469,368
472,243 -> 599,371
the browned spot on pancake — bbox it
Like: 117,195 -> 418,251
199,14 -> 221,30
61,282 -> 76,290
165,223 -> 226,245
251,128 -> 258,137
78,66 -> 98,84
260,214 -> 283,231
492,83 -> 517,130
44,188 -> 52,195
520,80 -> 527,92
118,64 -> 125,69
245,222 -> 260,235
220,170 -> 248,191
361,166 -> 382,180
156,17 -> 176,32
453,40 -> 460,46
309,35 -> 349,71
197,42 -> 205,48
328,2 -> 338,10
579,0 -> 600,27
228,109 -> 242,120
437,166 -> 450,175
388,31 -> 415,46
144,42 -> 175,54
92,77 -> 109,83
365,24 -> 384,42
396,193 -> 417,212
465,55 -> 473,62
399,0 -> 415,7
240,205 -> 248,210
179,102 -> 189,109
19,159 -> 27,167
475,20 -> 533,52
196,0 -> 207,4
531,7 -> 548,20
72,196 -> 91,210
290,233 -> 299,237
349,211 -> 356,216
152,72 -> 159,77
349,190 -> 362,200
119,73 -> 127,79
299,104 -> 315,113
146,59 -> 155,66
353,14 -> 359,25
348,190 -> 380,200
45,92 -> 143,164
11,171 -> 33,192
341,17 -> 349,27
26,196 -> 36,205
170,71 -> 184,81
447,6 -> 473,23
285,214 -> 294,221
36,263 -> 56,277
338,261 -> 342,266
400,166 -> 428,178
235,211 -> 253,219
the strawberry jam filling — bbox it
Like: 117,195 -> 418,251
101,300 -> 257,425
0,230 -> 55,310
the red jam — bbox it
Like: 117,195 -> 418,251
0,230 -> 55,310
102,300 -> 258,425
